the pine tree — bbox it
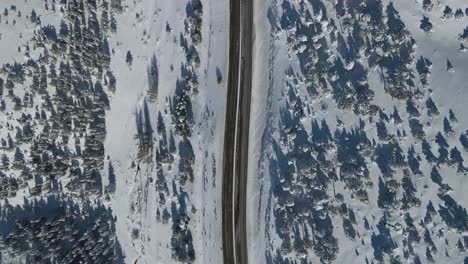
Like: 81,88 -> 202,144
107,161 -> 116,193
126,50 -> 133,66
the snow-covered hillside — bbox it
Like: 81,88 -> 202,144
0,0 -> 227,263
0,0 -> 467,263
249,0 -> 468,263
0,0 -> 125,262
106,0 -> 228,263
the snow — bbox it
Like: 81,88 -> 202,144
248,0 -> 468,263
0,0 -> 227,263
247,0 -> 271,261
105,0 -> 228,263
0,1 -> 66,207
0,0 -> 467,263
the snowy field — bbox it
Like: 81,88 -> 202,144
0,0 -> 466,263
0,0 -> 228,263
249,0 -> 468,263
106,0 -> 228,263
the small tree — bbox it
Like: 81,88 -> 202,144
420,16 -> 432,33
1,154 -> 9,168
126,50 -> 133,66
107,161 -> 116,193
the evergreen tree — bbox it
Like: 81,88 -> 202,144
126,50 -> 133,66
107,161 -> 116,193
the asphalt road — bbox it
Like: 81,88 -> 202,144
221,0 -> 253,263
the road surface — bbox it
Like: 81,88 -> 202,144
221,0 -> 253,263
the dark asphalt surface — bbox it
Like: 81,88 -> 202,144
221,0 -> 253,263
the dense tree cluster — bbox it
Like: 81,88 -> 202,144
0,196 -> 123,263
0,0 -> 120,197
270,78 -> 338,263
185,0 -> 203,45
0,0 -> 123,262
264,0 -> 468,263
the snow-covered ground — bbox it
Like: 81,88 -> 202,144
0,0 -> 228,263
248,0 -> 468,263
0,0 -> 467,263
106,0 -> 228,263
